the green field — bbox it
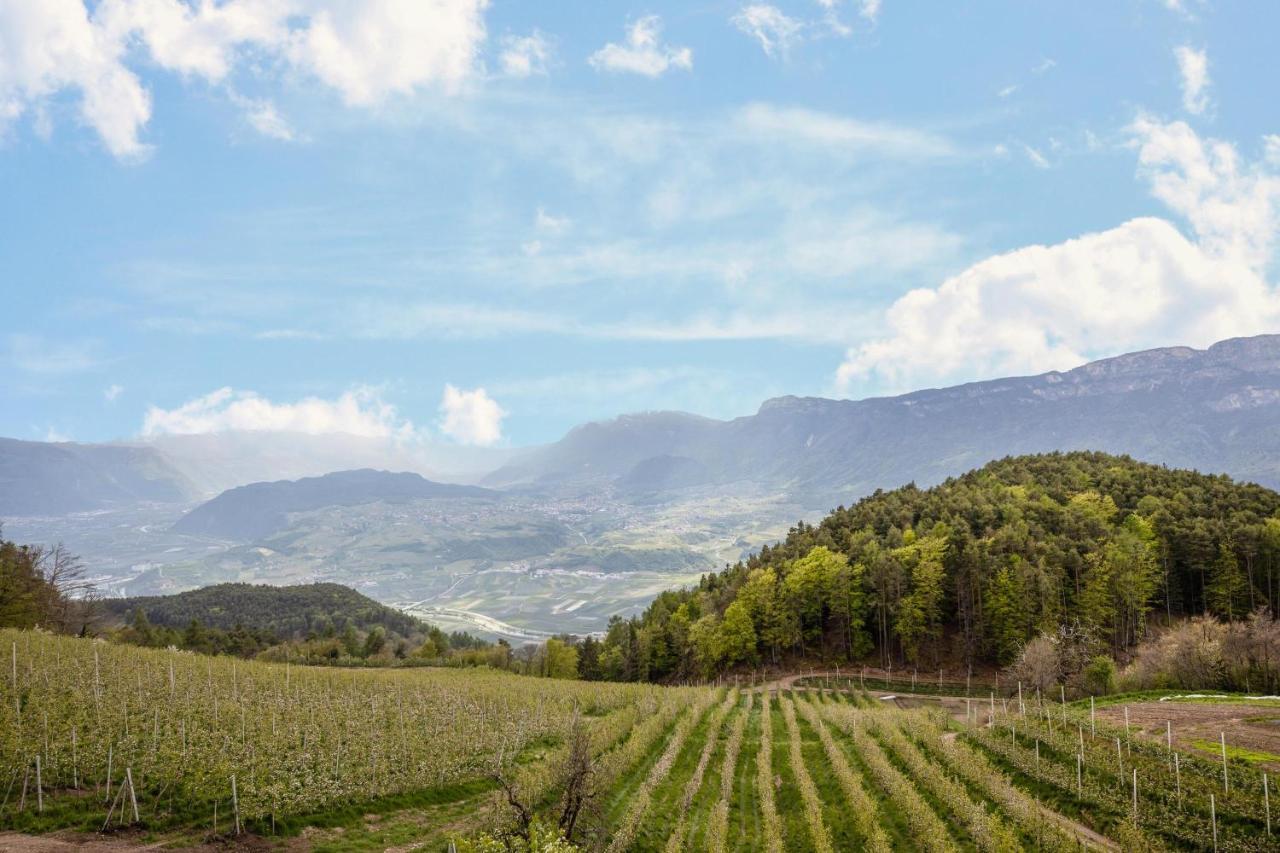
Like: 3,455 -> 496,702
3,630 -> 1276,850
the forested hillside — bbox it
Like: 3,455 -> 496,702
104,581 -> 426,638
594,452 -> 1280,682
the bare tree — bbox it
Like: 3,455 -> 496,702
556,709 -> 598,842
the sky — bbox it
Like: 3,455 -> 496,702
1,0 -> 1278,449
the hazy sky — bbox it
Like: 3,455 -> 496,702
2,0 -> 1278,448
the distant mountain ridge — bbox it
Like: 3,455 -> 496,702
487,334 -> 1280,499
171,468 -> 497,541
0,438 -> 197,516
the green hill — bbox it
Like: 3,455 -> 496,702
103,581 -> 428,640
593,451 -> 1280,682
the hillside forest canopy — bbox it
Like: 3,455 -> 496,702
589,452 -> 1280,685
5,452 -> 1280,693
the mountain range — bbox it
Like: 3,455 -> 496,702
2,334 -> 1279,519
0,438 -> 198,516
170,469 -> 497,541
486,334 -> 1280,500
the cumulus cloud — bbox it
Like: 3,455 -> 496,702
0,0 -> 489,158
589,16 -> 692,77
835,118 -> 1280,393
235,96 -> 295,142
499,30 -> 552,78
104,384 -> 124,402
142,387 -> 415,438
438,384 -> 505,446
732,5 -> 804,58
1174,45 -> 1211,115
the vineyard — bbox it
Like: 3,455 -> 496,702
2,630 -> 1278,850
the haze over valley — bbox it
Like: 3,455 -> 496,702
5,334 -> 1280,640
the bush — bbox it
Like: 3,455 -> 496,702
1080,655 -> 1116,695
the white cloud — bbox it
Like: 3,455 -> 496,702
1023,144 -> 1049,168
0,0 -> 489,158
997,84 -> 1019,99
836,118 -> 1280,394
732,5 -> 804,58
1032,58 -> 1056,74
142,387 -> 415,438
499,30 -> 552,78
0,0 -> 152,159
859,0 -> 882,23
1131,115 -> 1280,270
7,334 -> 101,373
589,16 -> 692,77
735,103 -> 955,159
438,384 -> 505,446
535,207 -> 571,235
104,384 -> 124,402
236,96 -> 295,142
1174,45 -> 1211,115
43,427 -> 72,443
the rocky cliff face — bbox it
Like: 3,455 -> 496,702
489,334 -> 1280,501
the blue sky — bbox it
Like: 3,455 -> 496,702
2,0 -> 1278,448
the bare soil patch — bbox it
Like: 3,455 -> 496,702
1095,700 -> 1280,769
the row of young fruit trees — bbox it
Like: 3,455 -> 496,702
1,628 -> 1276,850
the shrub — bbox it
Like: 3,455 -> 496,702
1080,655 -> 1116,695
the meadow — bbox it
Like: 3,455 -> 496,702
2,629 -> 1277,851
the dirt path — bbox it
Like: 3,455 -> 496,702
0,831 -> 279,852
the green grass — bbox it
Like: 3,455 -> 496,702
765,693 -> 814,852
629,704 -> 717,851
1189,739 -> 1280,764
729,700 -> 763,853
791,700 -> 862,850
1073,689 -> 1280,708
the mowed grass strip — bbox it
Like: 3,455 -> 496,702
755,692 -> 785,853
867,709 -> 1023,852
661,690 -> 738,853
764,692 -> 816,852
794,695 -> 891,852
819,702 -> 959,853
779,695 -> 834,853
704,692 -> 751,853
606,690 -> 718,853
730,692 -> 764,853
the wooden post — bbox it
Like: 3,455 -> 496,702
1265,772 -> 1272,837
35,755 -> 42,813
72,727 -> 78,788
1211,793 -> 1218,852
1221,732 -> 1229,793
126,767 -> 139,824
232,774 -> 241,835
1090,696 -> 1095,736
1131,768 -> 1137,823
105,743 -> 113,802
1076,752 -> 1082,796
1116,737 -> 1123,777
1174,752 -> 1181,806
1061,684 -> 1067,724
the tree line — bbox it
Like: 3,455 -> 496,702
584,452 -> 1280,683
